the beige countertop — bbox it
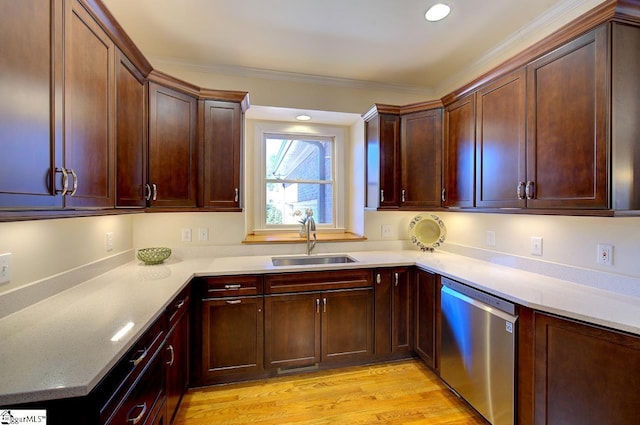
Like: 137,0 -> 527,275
1,250 -> 639,406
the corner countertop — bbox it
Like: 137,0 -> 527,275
1,250 -> 639,406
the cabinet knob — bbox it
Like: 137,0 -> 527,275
151,183 -> 158,201
441,188 -> 446,203
376,273 -> 381,284
144,184 -> 152,201
316,298 -> 320,313
323,297 -> 327,313
127,402 -> 147,425
380,189 -> 385,203
395,272 -> 399,287
234,187 -> 239,203
401,189 -> 406,203
226,299 -> 242,305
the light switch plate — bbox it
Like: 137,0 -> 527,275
0,253 -> 11,284
530,237 -> 543,256
181,228 -> 192,242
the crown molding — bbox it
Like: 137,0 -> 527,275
149,56 -> 434,96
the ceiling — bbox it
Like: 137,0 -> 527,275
101,0 -> 603,122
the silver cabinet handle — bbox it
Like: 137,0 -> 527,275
525,181 -> 535,200
376,273 -> 381,284
380,189 -> 384,203
56,168 -> 69,196
323,297 -> 327,313
517,182 -> 525,200
316,298 -> 320,313
127,403 -> 147,425
151,183 -> 157,201
394,272 -> 399,287
175,299 -> 185,310
226,299 -> 242,305
68,169 -> 78,196
130,348 -> 148,367
224,284 -> 241,290
234,187 -> 239,203
166,344 -> 175,366
441,188 -> 446,203
401,189 -> 406,203
144,184 -> 151,201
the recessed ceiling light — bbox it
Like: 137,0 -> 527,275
296,114 -> 311,121
425,3 -> 450,22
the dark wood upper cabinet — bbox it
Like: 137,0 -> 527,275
443,94 -> 476,208
475,69 -> 527,208
526,25 -> 609,209
63,0 -> 115,208
0,0 -> 63,209
148,82 -> 198,208
365,107 -> 401,209
200,99 -> 245,210
401,109 -> 443,208
115,49 -> 147,208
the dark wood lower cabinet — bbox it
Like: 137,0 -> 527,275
374,267 -> 413,358
519,309 -> 640,425
199,296 -> 264,384
414,269 -> 438,370
165,301 -> 189,423
264,288 -> 374,369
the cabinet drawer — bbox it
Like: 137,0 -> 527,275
97,317 -> 165,422
265,269 -> 373,294
103,344 -> 165,425
201,275 -> 263,298
167,285 -> 191,329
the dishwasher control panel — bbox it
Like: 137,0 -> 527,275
441,277 -> 516,315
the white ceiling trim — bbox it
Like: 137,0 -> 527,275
150,56 -> 434,96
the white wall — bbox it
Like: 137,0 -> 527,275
0,215 -> 134,294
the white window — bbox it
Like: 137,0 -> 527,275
253,122 -> 346,233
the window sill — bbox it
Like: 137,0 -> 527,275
242,231 -> 366,244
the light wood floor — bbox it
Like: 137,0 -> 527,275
173,360 -> 488,425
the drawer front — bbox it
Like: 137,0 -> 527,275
265,269 -> 373,294
104,345 -> 165,425
167,285 -> 191,328
201,275 -> 263,298
98,317 -> 165,420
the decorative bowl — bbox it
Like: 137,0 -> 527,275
137,247 -> 171,265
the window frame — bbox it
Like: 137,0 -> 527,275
253,121 -> 346,234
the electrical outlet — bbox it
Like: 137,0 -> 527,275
486,231 -> 496,247
530,236 -> 543,256
198,227 -> 209,241
0,253 -> 11,284
181,228 -> 192,242
105,232 -> 114,252
381,224 -> 393,238
597,244 -> 613,266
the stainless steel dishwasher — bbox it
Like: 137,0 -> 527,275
440,277 -> 518,425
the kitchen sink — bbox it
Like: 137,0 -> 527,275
271,254 -> 357,267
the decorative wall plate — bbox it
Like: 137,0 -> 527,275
408,214 -> 446,252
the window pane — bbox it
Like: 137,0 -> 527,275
266,138 -> 332,181
266,183 -> 333,225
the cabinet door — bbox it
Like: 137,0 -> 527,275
148,82 -> 198,207
201,296 -> 263,383
115,49 -> 147,208
374,270 -> 392,356
322,288 -> 373,362
64,0 -> 115,208
0,0 -> 63,209
165,308 -> 188,423
401,109 -> 443,208
443,94 -> 476,208
264,293 -> 320,369
531,312 -> 640,425
366,113 -> 401,209
201,100 -> 242,210
415,269 -> 437,370
476,69 -> 526,208
392,268 -> 413,354
526,25 -> 608,209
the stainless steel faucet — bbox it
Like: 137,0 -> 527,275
305,210 -> 317,255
